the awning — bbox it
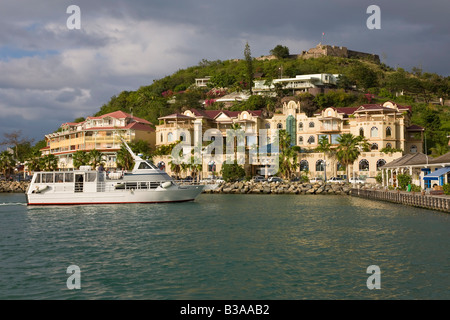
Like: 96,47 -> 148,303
423,166 -> 450,180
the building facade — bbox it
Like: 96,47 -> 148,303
155,100 -> 424,181
42,111 -> 155,169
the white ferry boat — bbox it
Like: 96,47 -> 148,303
26,141 -> 204,205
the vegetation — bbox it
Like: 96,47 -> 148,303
397,173 -> 412,191
336,134 -> 370,182
270,45 -> 290,59
0,151 -> 16,178
276,130 -> 299,179
220,161 -> 246,182
443,183 -> 450,195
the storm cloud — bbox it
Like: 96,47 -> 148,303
0,0 -> 449,143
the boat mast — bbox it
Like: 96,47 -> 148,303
119,137 -> 143,161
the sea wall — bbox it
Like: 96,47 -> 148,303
351,188 -> 450,213
0,181 -> 30,193
204,181 -> 352,195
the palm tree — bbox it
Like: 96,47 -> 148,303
276,130 -> 299,179
116,145 -> 134,171
430,144 -> 449,157
189,156 -> 203,182
40,154 -> 58,171
315,135 -> 335,180
26,150 -> 43,172
0,151 -> 16,178
336,133 -> 369,182
168,160 -> 181,180
72,150 -> 90,169
88,149 -> 104,169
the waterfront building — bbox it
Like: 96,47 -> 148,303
42,111 -> 155,170
381,152 -> 450,189
155,99 -> 423,180
154,109 -> 264,178
253,73 -> 340,96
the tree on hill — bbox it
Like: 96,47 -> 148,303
244,42 -> 254,95
270,45 -> 290,59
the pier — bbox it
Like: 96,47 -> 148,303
351,188 -> 450,213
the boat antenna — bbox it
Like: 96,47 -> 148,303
120,137 -> 143,161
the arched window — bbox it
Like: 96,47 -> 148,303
160,133 -> 163,143
371,127 -> 378,138
179,133 -> 185,141
167,132 -> 174,142
386,127 -> 392,137
307,136 -> 315,144
316,160 -> 325,172
359,159 -> 369,171
410,145 -> 417,153
386,143 -> 392,149
309,122 -> 315,128
300,160 -> 309,172
298,122 -> 303,131
359,127 -> 364,137
376,159 -> 386,170
371,143 -> 378,151
265,123 -> 271,129
277,123 -> 283,129
298,136 -> 304,145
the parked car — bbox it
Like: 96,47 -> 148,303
349,177 -> 366,184
268,176 -> 283,183
309,177 -> 324,183
328,177 -> 345,183
252,176 -> 266,182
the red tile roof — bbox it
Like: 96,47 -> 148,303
86,110 -> 152,125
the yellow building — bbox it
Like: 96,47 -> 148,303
43,111 -> 155,169
155,100 -> 423,181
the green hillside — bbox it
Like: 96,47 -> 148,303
92,50 -> 450,154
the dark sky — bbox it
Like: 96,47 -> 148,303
0,0 -> 449,144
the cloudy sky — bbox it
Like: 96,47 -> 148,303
0,0 -> 449,145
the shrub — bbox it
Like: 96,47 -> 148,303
444,184 -> 450,195
220,161 -> 246,182
397,173 -> 412,191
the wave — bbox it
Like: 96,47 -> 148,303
0,202 -> 27,206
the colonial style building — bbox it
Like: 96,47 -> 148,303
42,111 -> 155,169
155,100 -> 424,181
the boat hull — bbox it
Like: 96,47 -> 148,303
26,185 -> 204,206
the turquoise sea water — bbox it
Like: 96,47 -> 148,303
0,193 -> 448,300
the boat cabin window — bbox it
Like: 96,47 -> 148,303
35,174 -> 41,184
86,173 -> 97,182
65,173 -> 74,183
138,162 -> 153,170
55,173 -> 64,183
42,173 -> 54,184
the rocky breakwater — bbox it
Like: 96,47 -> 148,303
0,181 -> 30,193
204,181 -> 352,195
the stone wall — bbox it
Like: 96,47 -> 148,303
0,181 -> 30,193
203,181 -> 352,195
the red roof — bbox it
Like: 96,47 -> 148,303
188,109 -> 262,119
86,110 -> 152,125
406,125 -> 425,131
